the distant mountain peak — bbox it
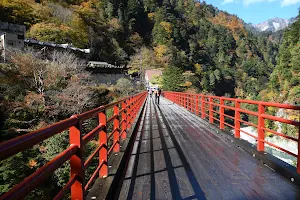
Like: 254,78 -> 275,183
254,17 -> 296,32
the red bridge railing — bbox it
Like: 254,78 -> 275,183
163,91 -> 300,173
0,92 -> 147,200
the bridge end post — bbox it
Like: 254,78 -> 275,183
113,105 -> 120,152
257,103 -> 265,151
99,111 -> 108,178
234,100 -> 240,138
69,115 -> 85,200
220,98 -> 225,129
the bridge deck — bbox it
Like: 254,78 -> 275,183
116,97 -> 300,200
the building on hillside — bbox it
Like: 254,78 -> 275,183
0,22 -> 26,62
87,61 -> 124,69
25,39 -> 90,59
145,69 -> 162,89
87,61 -> 128,85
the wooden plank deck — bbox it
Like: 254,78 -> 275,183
116,97 -> 300,200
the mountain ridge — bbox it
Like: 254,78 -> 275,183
253,17 -> 296,32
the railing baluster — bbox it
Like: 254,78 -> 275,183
234,100 -> 240,138
180,94 -> 182,107
209,97 -> 213,123
220,98 -> 225,129
121,100 -> 127,139
114,105 -> 120,152
191,95 -> 193,112
257,103 -> 265,151
201,95 -> 205,119
131,97 -> 136,124
189,95 -> 191,110
297,126 -> 300,174
192,94 -> 195,113
127,97 -> 132,130
99,111 -> 108,178
69,115 -> 84,200
195,95 -> 199,116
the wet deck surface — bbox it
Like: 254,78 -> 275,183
117,97 -> 300,200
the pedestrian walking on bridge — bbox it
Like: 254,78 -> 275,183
155,88 -> 161,104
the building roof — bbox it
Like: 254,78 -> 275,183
145,69 -> 162,81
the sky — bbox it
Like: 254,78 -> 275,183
205,0 -> 300,24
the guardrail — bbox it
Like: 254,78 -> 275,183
163,91 -> 300,173
0,92 -> 147,200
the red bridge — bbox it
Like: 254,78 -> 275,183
1,92 -> 300,199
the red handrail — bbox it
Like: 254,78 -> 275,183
163,91 -> 300,173
0,92 -> 147,200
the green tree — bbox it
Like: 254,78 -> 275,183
162,66 -> 184,91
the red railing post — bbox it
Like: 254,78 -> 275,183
220,98 -> 225,129
191,95 -> 193,112
201,95 -> 205,119
114,105 -> 120,152
188,94 -> 190,111
121,100 -> 127,139
297,128 -> 300,174
127,97 -> 132,130
195,95 -> 199,115
190,95 -> 192,112
187,94 -> 192,111
69,116 -> 84,200
257,103 -> 265,151
134,97 -> 138,118
99,111 -> 108,178
209,97 -> 213,123
180,94 -> 183,107
192,94 -> 195,113
234,100 -> 240,138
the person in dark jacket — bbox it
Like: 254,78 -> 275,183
155,88 -> 161,104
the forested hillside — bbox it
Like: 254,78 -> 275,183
267,17 -> 300,104
1,0 -> 299,198
1,0 -> 282,98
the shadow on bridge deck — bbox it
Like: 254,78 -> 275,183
115,97 -> 300,200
